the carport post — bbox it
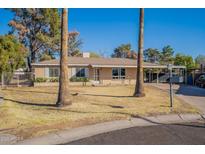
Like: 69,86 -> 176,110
157,72 -> 159,84
184,68 -> 187,85
156,69 -> 160,84
193,69 -> 195,85
149,69 -> 151,82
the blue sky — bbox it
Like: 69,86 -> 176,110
0,8 -> 205,58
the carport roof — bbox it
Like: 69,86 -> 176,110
32,57 -> 186,69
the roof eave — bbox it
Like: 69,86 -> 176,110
32,63 -> 185,69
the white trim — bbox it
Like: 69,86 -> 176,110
32,64 -> 89,67
69,64 -> 89,67
44,67 -> 49,78
94,68 -> 100,81
32,63 -> 186,69
92,65 -> 136,68
144,65 -> 186,69
92,64 -> 186,69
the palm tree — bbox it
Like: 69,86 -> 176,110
134,8 -> 145,97
56,8 -> 71,107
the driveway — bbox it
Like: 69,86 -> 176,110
150,83 -> 205,114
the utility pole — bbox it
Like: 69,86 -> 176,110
167,64 -> 173,108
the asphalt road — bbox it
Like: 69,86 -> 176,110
67,121 -> 205,145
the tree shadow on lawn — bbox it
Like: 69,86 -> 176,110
91,103 -> 124,109
4,91 -> 205,129
4,98 -> 56,107
2,88 -> 57,95
3,93 -> 132,108
0,128 -> 15,132
160,105 -> 171,108
4,98 -> 205,129
81,93 -> 134,98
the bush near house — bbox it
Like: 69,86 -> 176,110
34,77 -> 89,83
70,77 -> 89,82
34,77 -> 48,82
49,77 -> 59,82
34,77 -> 59,83
34,77 -> 90,83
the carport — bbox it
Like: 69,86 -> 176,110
144,65 -> 187,84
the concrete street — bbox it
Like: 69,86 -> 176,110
68,121 -> 205,145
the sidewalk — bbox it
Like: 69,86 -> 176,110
16,113 -> 205,145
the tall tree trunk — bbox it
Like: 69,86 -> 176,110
134,8 -> 145,97
27,44 -> 35,72
27,57 -> 32,72
56,8 -> 71,107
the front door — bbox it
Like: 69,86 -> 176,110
94,68 -> 100,81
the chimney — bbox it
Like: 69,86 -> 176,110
83,52 -> 90,58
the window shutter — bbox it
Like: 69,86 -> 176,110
45,68 -> 49,77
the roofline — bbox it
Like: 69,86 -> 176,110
32,63 -> 186,69
32,64 -> 89,67
92,65 -> 185,68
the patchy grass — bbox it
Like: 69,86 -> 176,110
0,85 -> 198,140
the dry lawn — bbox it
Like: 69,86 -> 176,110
0,85 -> 198,140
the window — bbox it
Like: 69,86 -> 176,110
76,68 -> 86,77
49,68 -> 59,77
71,67 -> 89,78
94,68 -> 100,81
112,68 -> 126,79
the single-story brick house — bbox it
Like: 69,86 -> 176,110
31,54 -> 186,86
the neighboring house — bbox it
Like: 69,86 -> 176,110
31,53 -> 186,86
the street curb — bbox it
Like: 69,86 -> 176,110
16,113 -> 204,145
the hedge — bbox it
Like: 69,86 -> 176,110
70,77 -> 89,82
34,77 -> 89,83
34,77 -> 59,83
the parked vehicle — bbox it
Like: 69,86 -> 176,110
166,73 -> 184,83
195,74 -> 205,88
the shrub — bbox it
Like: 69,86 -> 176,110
70,77 -> 89,82
35,77 -> 47,82
49,77 -> 59,82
